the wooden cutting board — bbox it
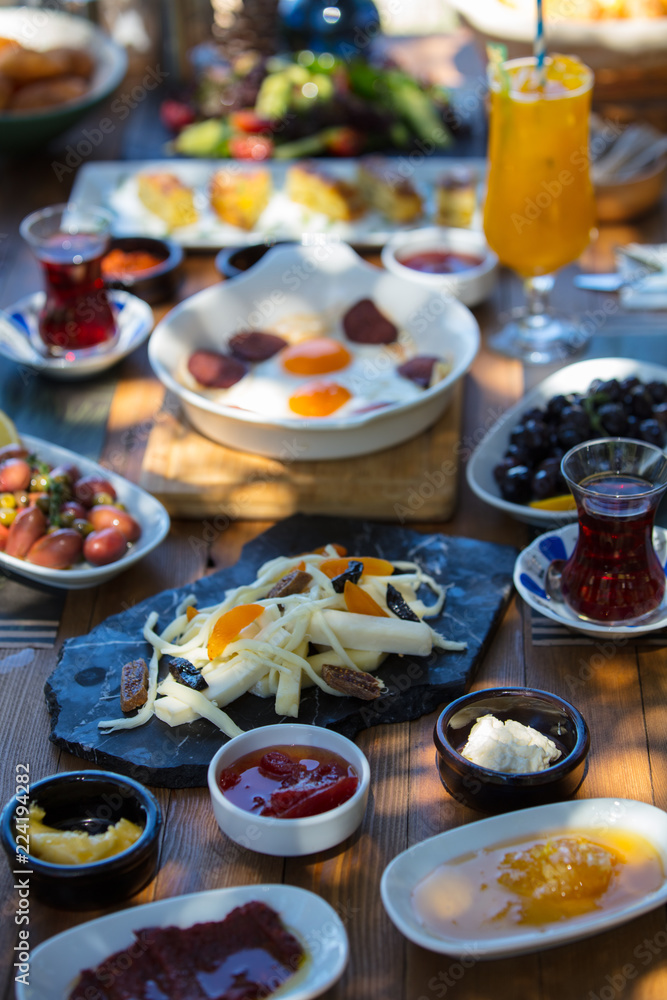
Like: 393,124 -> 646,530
139,382 -> 463,522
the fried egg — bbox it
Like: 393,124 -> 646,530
180,309 -> 449,421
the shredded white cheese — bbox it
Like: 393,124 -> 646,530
98,546 -> 464,735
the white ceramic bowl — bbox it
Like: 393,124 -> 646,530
466,356 -> 667,528
17,884 -> 349,1000
0,7 -> 128,152
148,242 -> 480,460
0,434 -> 170,589
447,0 -> 667,72
381,227 -> 498,308
381,797 -> 667,958
207,723 -> 370,856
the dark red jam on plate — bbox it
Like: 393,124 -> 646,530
398,250 -> 483,274
219,745 -> 358,818
69,901 -> 304,1000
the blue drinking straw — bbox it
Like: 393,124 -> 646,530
535,0 -> 546,89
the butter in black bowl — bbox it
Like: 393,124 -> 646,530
433,687 -> 590,814
0,770 -> 161,909
102,236 -> 183,304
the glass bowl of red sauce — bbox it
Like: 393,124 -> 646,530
381,227 -> 498,308
207,724 -> 370,856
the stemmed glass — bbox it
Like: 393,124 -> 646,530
483,54 -> 596,364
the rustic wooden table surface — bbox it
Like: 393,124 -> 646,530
1,51 -> 667,1000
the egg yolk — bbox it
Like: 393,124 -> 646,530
289,381 -> 351,417
282,338 -> 351,375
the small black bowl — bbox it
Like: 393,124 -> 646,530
0,770 -> 161,909
103,236 -> 183,304
215,240 -> 295,279
433,687 -> 590,814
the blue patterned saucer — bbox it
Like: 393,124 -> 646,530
0,289 -> 153,381
514,523 -> 667,638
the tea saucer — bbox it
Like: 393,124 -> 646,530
0,289 -> 153,381
514,523 -> 667,638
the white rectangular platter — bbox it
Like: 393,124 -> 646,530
70,156 -> 486,249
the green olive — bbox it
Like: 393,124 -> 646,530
0,493 -> 16,509
35,496 -> 50,515
0,509 -> 16,526
92,492 -> 115,506
73,518 -> 94,537
59,510 -> 75,528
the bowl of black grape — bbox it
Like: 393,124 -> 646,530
467,357 -> 667,527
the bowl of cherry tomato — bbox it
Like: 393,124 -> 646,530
0,434 -> 170,589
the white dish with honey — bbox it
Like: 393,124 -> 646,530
381,798 -> 667,958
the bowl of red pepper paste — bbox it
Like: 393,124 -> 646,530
207,724 -> 370,856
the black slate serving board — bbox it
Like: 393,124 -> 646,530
45,515 -> 517,787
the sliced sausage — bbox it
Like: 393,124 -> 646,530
397,356 -> 439,388
187,350 -> 247,389
229,331 -> 287,362
342,298 -> 398,345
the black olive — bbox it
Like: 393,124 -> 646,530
593,378 -> 621,402
629,385 -> 654,419
647,381 -> 667,404
493,458 -> 515,486
653,402 -> 667,429
626,414 -> 640,438
504,443 -> 532,466
559,404 -> 591,436
598,402 -> 628,436
546,394 -> 571,420
499,465 -> 531,504
619,376 -> 641,393
639,419 -> 664,447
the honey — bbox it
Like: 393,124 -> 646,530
412,829 -> 663,941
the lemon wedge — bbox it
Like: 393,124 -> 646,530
0,410 -> 19,449
529,494 -> 576,512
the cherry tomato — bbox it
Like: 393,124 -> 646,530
83,527 -> 128,566
228,134 -> 274,160
0,458 -> 31,492
26,529 -> 83,569
74,475 -> 117,507
0,444 -> 28,462
5,506 -> 47,558
88,505 -> 141,543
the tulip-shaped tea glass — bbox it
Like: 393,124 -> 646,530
550,438 -> 667,624
20,203 -> 117,355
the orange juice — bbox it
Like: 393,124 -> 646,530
483,55 -> 595,278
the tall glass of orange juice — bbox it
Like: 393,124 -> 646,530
484,53 -> 595,363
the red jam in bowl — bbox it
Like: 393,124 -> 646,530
218,745 -> 359,819
398,249 -> 483,274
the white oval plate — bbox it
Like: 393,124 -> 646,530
16,884 -> 349,1000
148,242 -> 480,460
0,434 -> 170,590
466,357 -> 667,528
514,523 -> 667,638
0,290 -> 153,381
381,797 -> 667,959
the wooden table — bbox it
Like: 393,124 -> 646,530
2,87 -> 667,1000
